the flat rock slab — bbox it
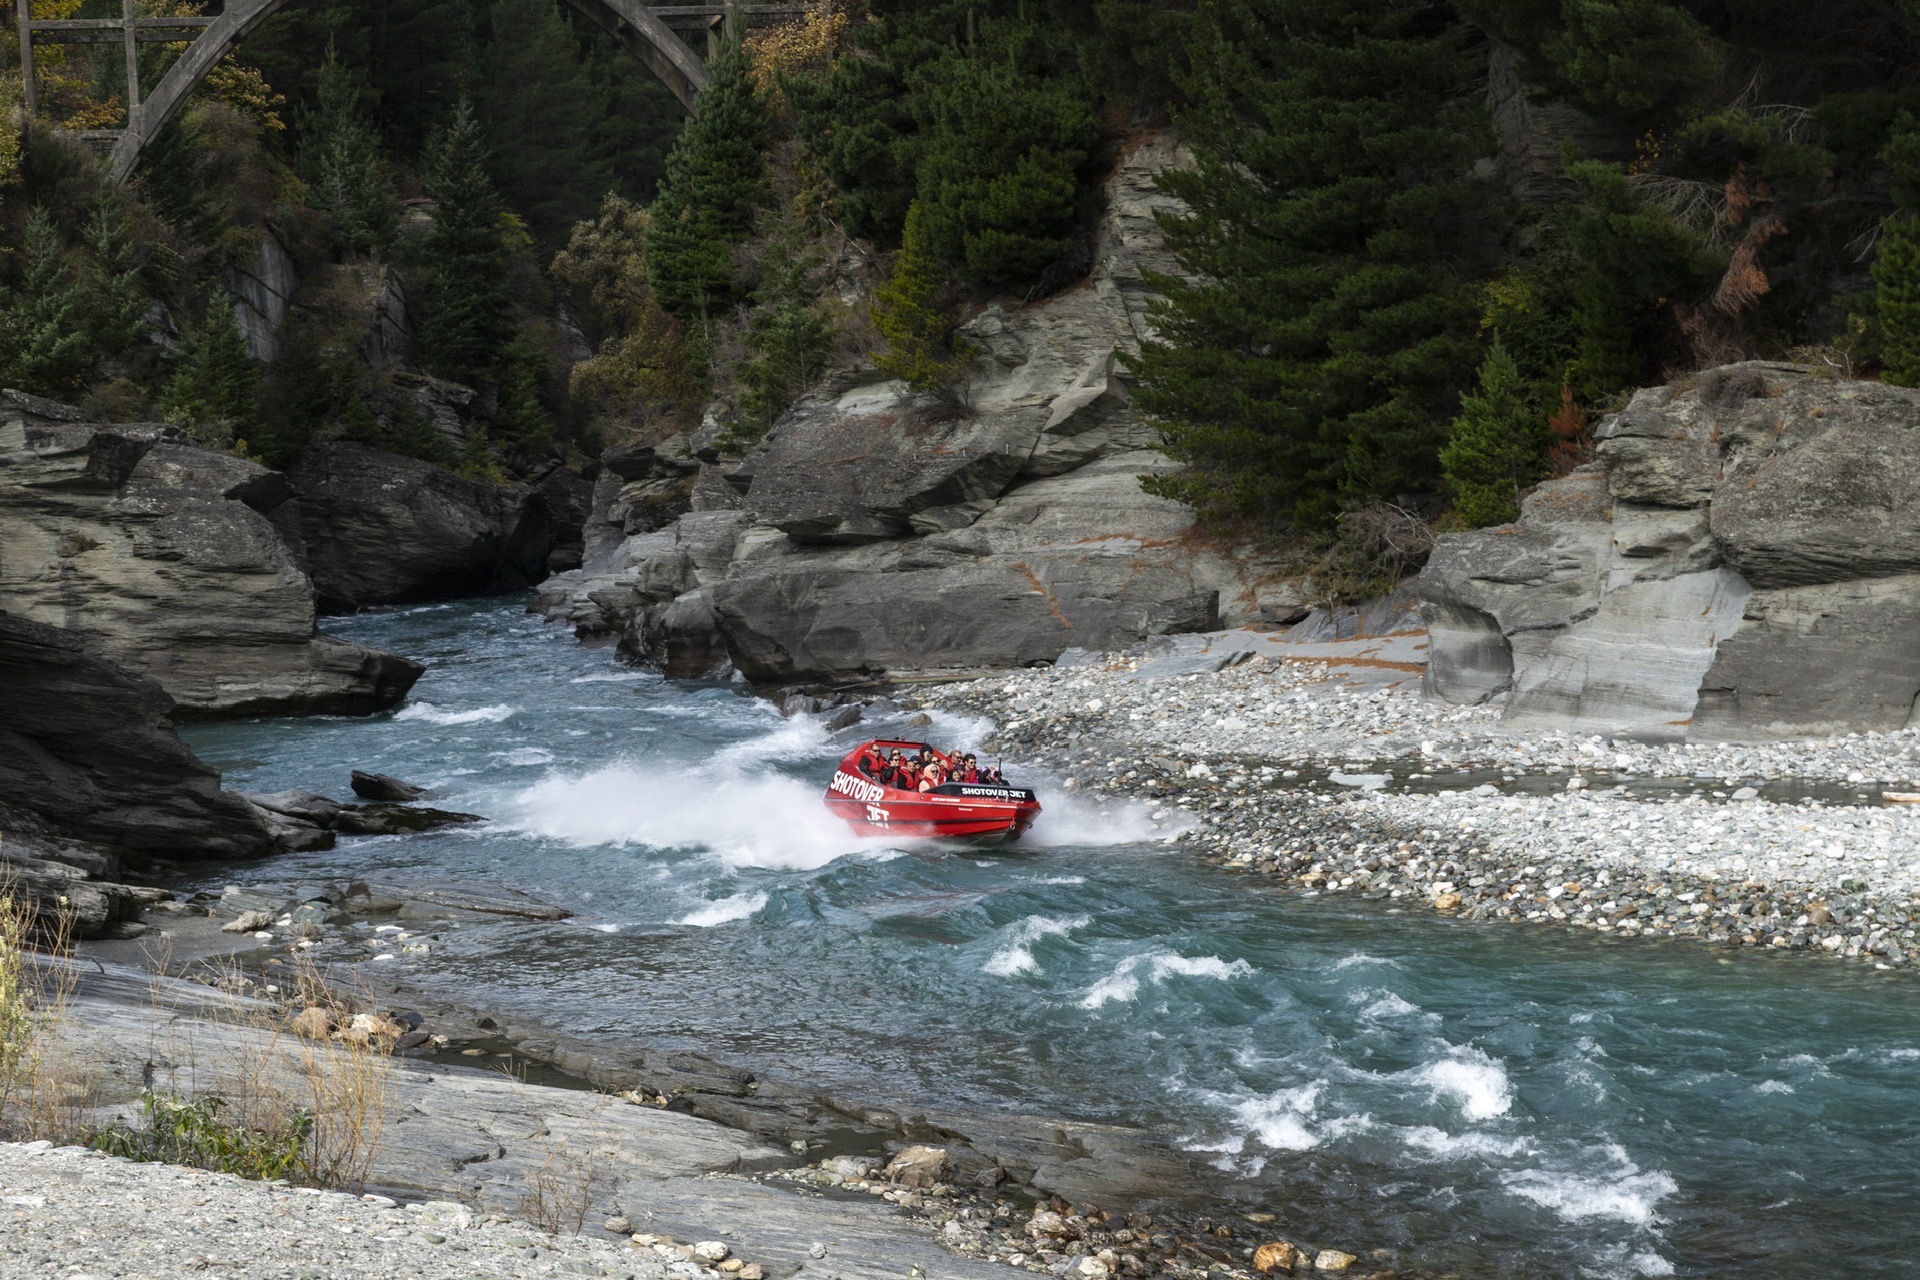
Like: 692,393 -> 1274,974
1126,626 -> 1429,691
38,959 -> 1006,1280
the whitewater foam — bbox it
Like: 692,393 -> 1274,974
1407,1047 -> 1513,1121
394,702 -> 518,726
1399,1125 -> 1529,1161
496,747 -> 555,766
506,757 -> 877,870
677,891 -> 770,927
1503,1145 -> 1677,1226
1080,950 -> 1254,1008
984,915 -> 1089,976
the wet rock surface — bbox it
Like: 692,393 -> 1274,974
1420,363 -> 1920,738
0,392 -> 421,716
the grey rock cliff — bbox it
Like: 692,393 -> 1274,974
0,610 -> 275,861
289,441 -> 563,613
536,132 -> 1273,681
0,392 -> 421,716
1419,363 -> 1920,738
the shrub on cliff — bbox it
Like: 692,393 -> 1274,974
1441,339 -> 1550,527
645,45 -> 768,317
551,194 -> 704,423
1130,0 -> 1490,530
1874,121 -> 1920,386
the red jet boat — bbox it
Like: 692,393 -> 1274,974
825,739 -> 1041,841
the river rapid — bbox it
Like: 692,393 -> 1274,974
179,599 -> 1920,1280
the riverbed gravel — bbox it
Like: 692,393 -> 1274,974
0,1141 -> 667,1280
925,651 -> 1920,967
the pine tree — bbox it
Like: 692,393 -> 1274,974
645,44 -> 768,317
734,241 -> 833,445
1875,214 -> 1920,387
1128,0 -> 1491,529
0,209 -> 93,397
1440,339 -> 1550,527
475,0 -> 616,247
419,97 -> 514,387
77,200 -> 151,358
910,25 -> 1100,285
160,302 -> 261,441
387,398 -> 456,466
297,42 -> 395,258
872,202 -> 965,392
1875,121 -> 1920,387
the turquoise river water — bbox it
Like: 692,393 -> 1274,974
179,600 -> 1920,1280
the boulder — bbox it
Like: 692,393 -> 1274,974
0,395 -> 422,715
331,804 -> 483,836
745,383 -> 1050,544
882,1145 -> 953,1190
0,611 -> 276,858
350,771 -> 430,802
288,441 -> 561,613
1420,363 -> 1920,737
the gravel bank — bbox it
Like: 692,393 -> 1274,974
0,1141 -> 665,1280
926,650 -> 1920,967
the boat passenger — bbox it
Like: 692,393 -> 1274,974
918,763 -> 945,792
856,748 -> 883,779
981,764 -> 1005,785
897,756 -> 921,790
958,755 -> 980,783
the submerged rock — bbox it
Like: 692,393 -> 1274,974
350,770 -> 432,801
1421,363 -> 1920,738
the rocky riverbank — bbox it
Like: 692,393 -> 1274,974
923,638 -> 1920,968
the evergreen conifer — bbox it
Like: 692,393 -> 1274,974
419,97 -> 514,387
645,45 -> 768,317
1129,0 -> 1490,529
734,243 -> 833,446
0,209 -> 94,397
1440,339 -> 1550,527
160,303 -> 261,441
297,43 -> 395,258
1874,121 -> 1920,386
1874,214 -> 1920,386
77,201 -> 151,358
872,202 -> 964,392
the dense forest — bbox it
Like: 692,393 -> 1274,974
3,0 -> 1920,541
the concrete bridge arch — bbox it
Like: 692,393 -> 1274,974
14,1 -> 743,184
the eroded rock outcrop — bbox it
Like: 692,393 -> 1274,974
289,441 -> 569,612
536,133 -> 1271,681
0,392 -> 421,715
1420,362 -> 1920,738
0,611 -> 275,861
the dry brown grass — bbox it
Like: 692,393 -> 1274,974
0,878 -> 95,1147
516,1106 -> 609,1236
6,912 -> 393,1192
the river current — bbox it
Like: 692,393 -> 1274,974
180,600 -> 1920,1280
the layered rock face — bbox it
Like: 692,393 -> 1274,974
0,393 -> 422,716
288,441 -> 569,613
1420,363 -> 1920,738
537,133 -> 1268,682
0,611 -> 275,860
